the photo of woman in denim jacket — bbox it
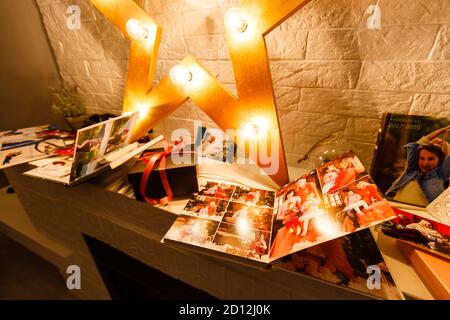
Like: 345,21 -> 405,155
386,126 -> 449,206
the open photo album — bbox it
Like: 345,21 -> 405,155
24,112 -> 162,186
163,150 -> 397,264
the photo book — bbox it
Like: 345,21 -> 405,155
24,112 -> 162,186
163,150 -> 397,264
380,208 -> 450,261
0,124 -> 74,169
272,228 -> 403,300
371,113 -> 449,211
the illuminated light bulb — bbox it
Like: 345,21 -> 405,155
126,18 -> 150,40
241,121 -> 258,139
138,105 -> 149,119
225,7 -> 248,33
169,65 -> 193,87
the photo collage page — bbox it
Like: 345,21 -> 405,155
164,181 -> 276,262
270,151 -> 397,260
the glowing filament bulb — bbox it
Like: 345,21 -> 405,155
241,121 -> 258,139
169,65 -> 193,87
126,19 -> 149,40
225,7 -> 248,33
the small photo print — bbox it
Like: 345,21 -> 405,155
198,181 -> 235,200
70,123 -> 107,181
195,127 -> 235,163
165,215 -> 220,247
106,113 -> 136,154
381,210 -> 450,260
182,196 -> 228,221
222,202 -> 274,232
325,176 -> 396,233
317,151 -> 366,194
212,222 -> 271,261
231,186 -> 275,208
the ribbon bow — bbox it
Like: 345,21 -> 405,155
139,137 -> 184,205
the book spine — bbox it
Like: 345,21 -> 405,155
370,113 -> 392,178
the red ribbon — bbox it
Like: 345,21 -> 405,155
139,137 -> 184,206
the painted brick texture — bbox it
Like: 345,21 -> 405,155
36,0 -> 450,168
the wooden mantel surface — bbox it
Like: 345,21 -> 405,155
1,163 -> 431,300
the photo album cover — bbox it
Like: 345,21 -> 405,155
371,113 -> 449,208
0,125 -> 74,169
380,208 -> 450,261
163,150 -> 397,264
24,112 -> 159,186
272,229 -> 403,300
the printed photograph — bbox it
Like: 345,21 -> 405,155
381,210 -> 450,260
317,151 -> 366,194
324,176 -> 397,233
182,196 -> 228,221
164,215 -> 220,247
231,186 -> 275,208
212,222 -> 271,261
70,122 -> 107,181
273,229 -> 403,300
197,181 -> 235,200
223,202 -> 274,232
372,114 -> 449,207
105,113 -> 136,154
270,173 -> 337,260
195,127 -> 235,163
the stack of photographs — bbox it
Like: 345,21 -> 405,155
0,125 -> 74,169
164,151 -> 397,264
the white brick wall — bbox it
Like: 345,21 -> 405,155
36,0 -> 450,168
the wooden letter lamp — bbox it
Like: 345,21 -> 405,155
89,0 -> 312,186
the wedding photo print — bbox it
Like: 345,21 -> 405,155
372,114 -> 450,207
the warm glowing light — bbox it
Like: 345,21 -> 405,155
241,121 -> 258,139
169,65 -> 193,87
240,117 -> 269,139
126,18 -> 150,40
137,105 -> 149,119
225,7 -> 249,33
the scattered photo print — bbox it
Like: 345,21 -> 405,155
165,215 -> 220,247
231,186 -> 275,208
324,176 -> 396,233
212,222 -> 271,261
106,113 -> 136,154
198,181 -> 235,200
381,209 -> 450,260
317,150 -> 366,194
195,127 -> 235,163
223,202 -> 274,232
70,122 -> 107,181
273,229 -> 403,300
182,196 -> 228,221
